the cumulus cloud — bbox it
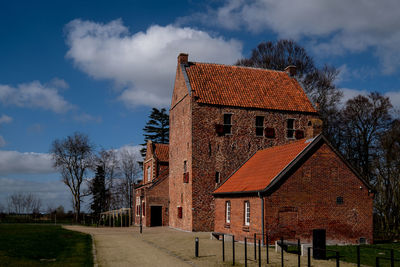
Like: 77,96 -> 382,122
0,177 -> 71,212
0,150 -> 56,175
188,0 -> 400,74
65,19 -> 243,108
73,113 -> 102,123
0,80 -> 73,113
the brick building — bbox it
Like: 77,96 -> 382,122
169,53 -> 321,232
213,135 -> 374,244
134,141 -> 169,227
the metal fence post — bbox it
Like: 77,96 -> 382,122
195,237 -> 199,257
244,237 -> 247,267
266,234 -> 269,264
376,257 -> 379,267
357,245 -> 360,267
258,239 -> 261,267
254,233 -> 257,260
308,247 -> 311,267
281,237 -> 284,267
222,234 -> 225,262
232,235 -> 235,266
298,239 -> 301,267
391,249 -> 394,267
336,251 -> 339,267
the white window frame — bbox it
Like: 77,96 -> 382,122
244,201 -> 250,226
147,166 -> 151,182
226,201 -> 231,223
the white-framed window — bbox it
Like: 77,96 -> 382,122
244,201 -> 250,226
223,114 -> 232,135
226,201 -> 231,223
255,116 -> 264,136
147,166 -> 151,182
286,118 -> 295,139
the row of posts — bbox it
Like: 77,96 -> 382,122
102,209 -> 131,227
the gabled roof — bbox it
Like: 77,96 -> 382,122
184,62 -> 317,113
154,143 -> 169,162
213,135 -> 372,195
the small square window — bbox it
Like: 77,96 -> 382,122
223,114 -> 232,135
336,196 -> 344,205
255,116 -> 264,136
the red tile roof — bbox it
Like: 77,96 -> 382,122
154,143 -> 169,162
214,138 -> 313,194
185,63 -> 316,113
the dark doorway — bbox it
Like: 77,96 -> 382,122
150,206 -> 163,226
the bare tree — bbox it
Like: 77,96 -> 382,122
120,149 -> 141,208
6,192 -> 42,214
51,132 -> 94,222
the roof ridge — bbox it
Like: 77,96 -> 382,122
188,61 -> 287,74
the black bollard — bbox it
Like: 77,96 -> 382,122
376,257 -> 380,267
258,239 -> 261,267
357,245 -> 360,267
391,249 -> 394,267
308,247 -> 311,267
232,235 -> 235,266
245,237 -> 247,267
195,237 -> 199,257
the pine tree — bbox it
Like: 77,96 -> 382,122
90,165 -> 107,220
140,108 -> 169,157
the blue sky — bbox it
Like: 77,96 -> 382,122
0,0 -> 399,212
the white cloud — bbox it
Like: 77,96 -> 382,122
65,19 -> 243,108
0,150 -> 56,175
73,113 -> 102,123
0,80 -> 73,113
0,136 -> 5,147
190,0 -> 400,74
0,114 -> 12,124
0,177 -> 72,212
340,88 -> 400,111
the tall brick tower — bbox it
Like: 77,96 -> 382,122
169,53 -> 320,231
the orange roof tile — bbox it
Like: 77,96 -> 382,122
214,138 -> 313,194
154,143 -> 169,162
185,63 -> 316,113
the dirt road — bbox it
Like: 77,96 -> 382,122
64,225 -> 356,267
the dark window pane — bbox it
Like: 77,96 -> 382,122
336,196 -> 344,205
287,119 -> 294,129
256,116 -> 264,127
256,127 -> 264,136
224,114 -> 232,125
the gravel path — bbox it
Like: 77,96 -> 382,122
64,225 -> 357,267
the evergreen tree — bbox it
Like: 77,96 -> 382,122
90,165 -> 107,220
140,108 -> 169,157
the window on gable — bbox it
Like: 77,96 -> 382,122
287,119 -> 295,139
147,166 -> 151,182
336,196 -> 344,205
256,116 -> 264,136
183,160 -> 187,173
244,201 -> 250,226
226,201 -> 231,223
223,114 -> 232,135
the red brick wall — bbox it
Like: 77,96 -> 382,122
214,143 -> 373,244
169,63 -> 193,231
191,103 -> 318,231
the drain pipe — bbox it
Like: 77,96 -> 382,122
258,192 -> 265,246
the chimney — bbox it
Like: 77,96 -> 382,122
284,65 -> 297,77
178,53 -> 188,65
306,118 -> 323,138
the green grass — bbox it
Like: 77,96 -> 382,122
328,243 -> 400,267
0,224 -> 93,267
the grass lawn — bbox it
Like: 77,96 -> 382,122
328,243 -> 400,267
0,224 -> 93,267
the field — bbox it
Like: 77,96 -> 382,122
328,243 -> 400,267
0,224 -> 93,267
